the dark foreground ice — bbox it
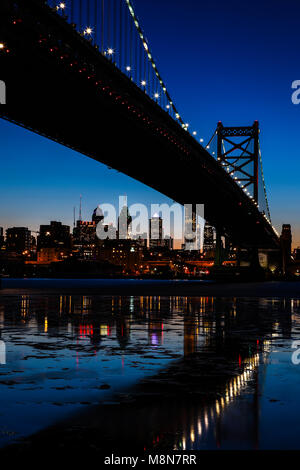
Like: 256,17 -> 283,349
0,286 -> 300,452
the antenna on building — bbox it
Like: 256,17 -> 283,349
79,195 -> 82,222
73,206 -> 76,228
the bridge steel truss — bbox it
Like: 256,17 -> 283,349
217,121 -> 259,203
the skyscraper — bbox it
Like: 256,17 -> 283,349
203,223 -> 215,252
118,205 -> 132,240
38,221 -> 71,249
92,205 -> 104,225
184,205 -> 200,251
280,224 -> 292,276
149,214 -> 163,248
6,227 -> 31,253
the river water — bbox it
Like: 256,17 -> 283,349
0,284 -> 300,450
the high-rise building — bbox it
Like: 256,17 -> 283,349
280,224 -> 292,275
118,205 -> 132,240
163,236 -> 174,250
149,214 -> 163,248
38,221 -> 71,249
73,220 -> 97,247
6,227 -> 31,253
203,223 -> 215,252
0,227 -> 4,248
184,205 -> 201,251
132,233 -> 148,248
92,205 -> 104,226
294,247 -> 300,261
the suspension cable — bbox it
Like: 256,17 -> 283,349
124,0 -> 185,126
258,139 -> 272,222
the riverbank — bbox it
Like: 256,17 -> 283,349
1,278 -> 300,297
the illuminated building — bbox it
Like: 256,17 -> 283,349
184,205 -> 201,251
37,247 -> 69,263
38,221 -> 71,249
92,205 -> 104,225
6,227 -> 31,253
132,232 -> 148,247
163,235 -> 174,250
149,214 -> 163,248
73,220 -> 97,248
294,247 -> 300,260
203,223 -> 215,252
96,239 -> 143,272
118,205 -> 132,240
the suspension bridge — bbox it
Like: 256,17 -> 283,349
0,0 -> 279,249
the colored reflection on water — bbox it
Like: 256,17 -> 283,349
0,293 -> 300,449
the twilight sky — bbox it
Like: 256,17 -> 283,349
1,0 -> 300,246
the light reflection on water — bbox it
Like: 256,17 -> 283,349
0,294 -> 300,449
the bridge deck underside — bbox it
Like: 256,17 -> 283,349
0,0 -> 279,249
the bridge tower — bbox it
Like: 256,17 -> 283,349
217,121 -> 259,202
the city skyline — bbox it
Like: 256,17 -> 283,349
1,0 -> 300,247
0,202 -> 203,248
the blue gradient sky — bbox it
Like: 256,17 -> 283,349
1,0 -> 300,246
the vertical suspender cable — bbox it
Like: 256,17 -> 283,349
139,38 -> 142,84
107,0 -> 111,50
87,0 -> 90,27
147,46 -> 150,95
70,0 -> 74,23
94,0 -> 97,46
114,0 -> 117,58
129,14 -> 133,78
119,0 -> 123,70
135,31 -> 138,83
124,1 -> 128,70
79,0 -> 82,31
102,0 -> 105,52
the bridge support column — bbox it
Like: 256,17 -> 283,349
249,247 -> 260,269
235,246 -> 241,267
214,228 -> 223,267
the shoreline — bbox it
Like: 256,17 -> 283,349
0,279 -> 300,298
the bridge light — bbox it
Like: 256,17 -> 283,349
107,48 -> 114,55
84,27 -> 93,36
175,113 -> 180,119
154,92 -> 159,99
206,145 -> 210,149
0,43 -> 4,50
166,104 -> 170,109
192,131 -> 197,136
200,138 -> 204,143
57,2 -> 66,9
126,66 -> 131,71
141,80 -> 147,86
